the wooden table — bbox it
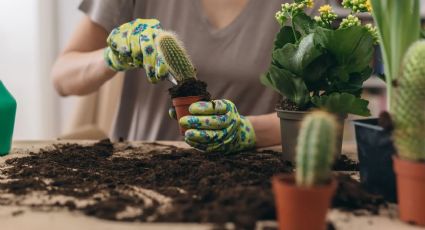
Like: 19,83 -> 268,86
0,141 -> 424,230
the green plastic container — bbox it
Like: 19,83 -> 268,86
0,81 -> 17,156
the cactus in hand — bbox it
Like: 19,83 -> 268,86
157,31 -> 197,83
392,41 -> 425,161
296,111 -> 338,186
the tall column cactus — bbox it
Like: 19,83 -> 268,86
296,111 -> 338,186
392,41 -> 425,161
156,31 -> 197,83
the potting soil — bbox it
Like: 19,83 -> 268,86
0,140 -> 386,229
168,78 -> 211,99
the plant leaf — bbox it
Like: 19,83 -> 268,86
311,92 -> 371,116
273,26 -> 300,50
293,13 -> 317,37
315,26 -> 374,73
261,65 -> 310,106
273,34 -> 323,76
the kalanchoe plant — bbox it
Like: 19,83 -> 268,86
392,41 -> 425,161
157,31 -> 197,83
262,0 -> 378,116
296,110 -> 337,186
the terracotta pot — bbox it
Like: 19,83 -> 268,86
276,109 -> 346,162
172,96 -> 203,135
393,156 -> 425,226
272,174 -> 337,230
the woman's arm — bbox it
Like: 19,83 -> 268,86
51,16 -> 116,96
248,113 -> 281,148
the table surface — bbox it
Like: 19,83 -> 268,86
0,140 -> 423,230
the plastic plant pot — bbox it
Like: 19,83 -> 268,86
353,118 -> 397,202
272,174 -> 337,230
172,96 -> 203,135
393,156 -> 425,226
0,81 -> 17,156
276,109 -> 346,162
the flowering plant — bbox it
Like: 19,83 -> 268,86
262,0 -> 378,116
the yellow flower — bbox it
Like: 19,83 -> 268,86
366,0 -> 372,12
305,0 -> 314,8
319,4 -> 333,14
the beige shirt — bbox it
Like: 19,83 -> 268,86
79,0 -> 288,141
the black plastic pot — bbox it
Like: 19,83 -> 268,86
353,118 -> 397,202
276,109 -> 346,162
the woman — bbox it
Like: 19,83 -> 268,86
51,0 -> 313,153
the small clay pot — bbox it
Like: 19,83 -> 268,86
272,174 -> 337,230
393,156 -> 425,226
172,96 -> 203,135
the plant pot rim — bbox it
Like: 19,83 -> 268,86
275,108 -> 308,114
172,95 -> 203,106
352,118 -> 386,131
393,156 -> 425,177
275,109 -> 348,120
272,174 -> 337,191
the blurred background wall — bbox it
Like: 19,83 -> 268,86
0,0 -> 81,140
0,0 -> 424,140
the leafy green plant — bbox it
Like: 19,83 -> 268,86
370,0 -> 420,110
296,110 -> 337,186
392,41 -> 425,161
157,31 -> 197,83
262,0 -> 378,116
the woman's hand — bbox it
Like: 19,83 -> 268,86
105,19 -> 168,83
179,99 -> 256,153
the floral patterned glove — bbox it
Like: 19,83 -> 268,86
179,99 -> 256,154
104,19 -> 168,83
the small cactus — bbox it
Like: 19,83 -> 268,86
156,31 -> 197,83
296,111 -> 338,186
392,40 -> 425,161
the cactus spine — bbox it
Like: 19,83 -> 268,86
296,111 -> 338,186
392,41 -> 425,161
157,31 -> 196,83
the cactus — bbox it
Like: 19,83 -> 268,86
296,111 -> 338,186
392,40 -> 425,161
156,31 -> 197,83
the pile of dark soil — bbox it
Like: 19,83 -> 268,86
333,174 -> 387,215
0,140 -> 385,229
168,78 -> 211,99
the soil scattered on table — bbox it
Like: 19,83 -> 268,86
0,140 -> 385,229
168,78 -> 211,99
332,174 -> 387,215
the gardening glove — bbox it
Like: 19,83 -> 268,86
179,99 -> 256,154
104,18 -> 168,83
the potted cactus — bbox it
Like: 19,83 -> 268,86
353,0 -> 421,202
157,31 -> 211,134
0,80 -> 17,156
262,0 -> 377,161
391,41 -> 425,226
272,111 -> 338,230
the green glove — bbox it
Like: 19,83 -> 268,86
104,19 -> 168,83
179,99 -> 256,153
